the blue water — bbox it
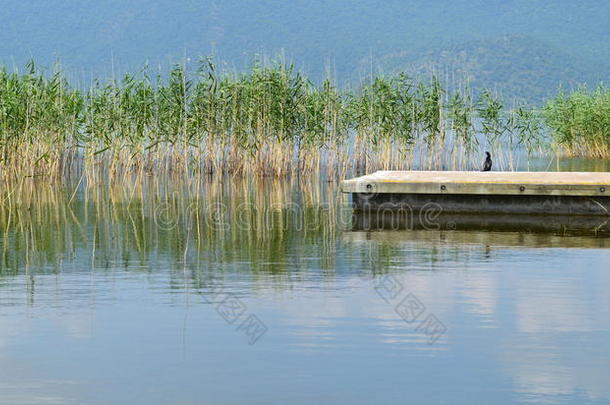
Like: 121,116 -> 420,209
1,180 -> 610,404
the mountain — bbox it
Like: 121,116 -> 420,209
359,35 -> 606,104
1,1 -> 609,102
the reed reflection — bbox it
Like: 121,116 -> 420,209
0,175 -> 352,280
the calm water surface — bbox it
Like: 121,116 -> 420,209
1,172 -> 609,404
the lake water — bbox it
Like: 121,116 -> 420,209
1,171 -> 610,404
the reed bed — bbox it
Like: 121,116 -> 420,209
0,59 -> 550,185
544,85 -> 610,158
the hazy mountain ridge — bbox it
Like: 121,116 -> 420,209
1,1 -> 609,102
361,35 -> 606,104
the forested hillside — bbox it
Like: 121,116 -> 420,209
360,35 -> 606,103
1,0 -> 609,102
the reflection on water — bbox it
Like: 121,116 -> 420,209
1,173 -> 610,404
352,211 -> 610,241
532,156 -> 610,173
0,176 -> 348,277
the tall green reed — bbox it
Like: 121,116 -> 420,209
544,85 -> 610,158
0,58 -> 558,185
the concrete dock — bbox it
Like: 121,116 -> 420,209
341,171 -> 610,216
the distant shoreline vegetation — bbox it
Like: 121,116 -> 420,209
0,59 -> 608,182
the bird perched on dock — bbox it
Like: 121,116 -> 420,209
482,152 -> 492,171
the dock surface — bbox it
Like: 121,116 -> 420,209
342,171 -> 610,216
341,171 -> 610,197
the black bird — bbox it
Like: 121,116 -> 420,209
482,152 -> 492,172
